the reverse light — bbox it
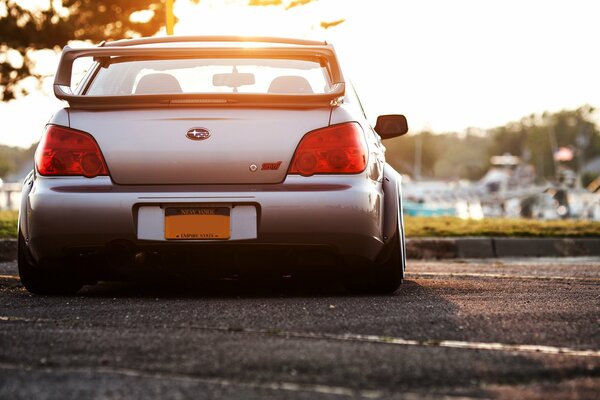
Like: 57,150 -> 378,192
35,125 -> 108,178
289,122 -> 367,176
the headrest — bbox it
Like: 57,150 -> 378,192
268,76 -> 313,94
135,73 -> 182,94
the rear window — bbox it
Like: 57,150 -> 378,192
85,58 -> 331,96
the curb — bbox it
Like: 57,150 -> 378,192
1,238 -> 599,262
0,239 -> 16,262
406,237 -> 600,259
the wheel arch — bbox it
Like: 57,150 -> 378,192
382,163 -> 406,272
18,170 -> 34,244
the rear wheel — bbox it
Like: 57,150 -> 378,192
345,228 -> 404,294
372,231 -> 404,293
18,231 -> 83,295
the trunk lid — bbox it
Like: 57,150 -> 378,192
68,108 -> 331,184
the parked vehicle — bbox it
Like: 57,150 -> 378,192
19,36 -> 408,294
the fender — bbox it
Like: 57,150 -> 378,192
18,170 -> 35,245
382,163 -> 406,272
382,163 -> 401,242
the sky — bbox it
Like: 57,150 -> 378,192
1,0 -> 600,148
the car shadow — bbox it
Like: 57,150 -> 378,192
78,269 -> 358,299
5,261 -> 576,397
43,275 -> 569,397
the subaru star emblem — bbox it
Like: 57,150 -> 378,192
186,127 -> 211,141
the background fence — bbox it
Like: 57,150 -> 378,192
0,183 -> 22,210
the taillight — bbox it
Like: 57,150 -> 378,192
289,122 -> 367,176
35,125 -> 108,178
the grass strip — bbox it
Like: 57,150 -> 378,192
404,216 -> 600,237
0,211 -> 17,238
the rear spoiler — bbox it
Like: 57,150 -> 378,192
53,45 -> 345,110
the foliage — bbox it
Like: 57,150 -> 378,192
0,0 -> 324,101
404,216 -> 600,237
247,0 -> 317,10
488,105 -> 600,179
384,105 -> 599,181
384,130 -> 490,181
0,157 -> 15,179
0,0 -> 168,100
0,143 -> 34,179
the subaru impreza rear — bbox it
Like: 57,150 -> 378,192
18,36 -> 408,295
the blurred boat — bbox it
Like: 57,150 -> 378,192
402,154 -> 600,220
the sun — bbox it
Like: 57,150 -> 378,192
172,0 -> 318,39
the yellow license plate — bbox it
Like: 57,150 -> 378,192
164,207 -> 230,240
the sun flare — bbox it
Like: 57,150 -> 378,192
172,0 -> 325,39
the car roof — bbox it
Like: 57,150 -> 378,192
103,36 -> 330,48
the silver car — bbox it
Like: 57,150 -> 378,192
18,36 -> 408,295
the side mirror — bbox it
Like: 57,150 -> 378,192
374,114 -> 408,139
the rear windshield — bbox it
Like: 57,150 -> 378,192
85,58 -> 331,96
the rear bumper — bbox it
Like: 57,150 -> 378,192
22,175 -> 385,266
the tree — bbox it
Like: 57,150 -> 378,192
0,157 -> 15,179
384,131 -> 446,178
383,106 -> 599,182
1,0 -> 336,101
0,0 -> 168,101
0,143 -> 33,179
488,105 -> 600,179
384,131 -> 489,181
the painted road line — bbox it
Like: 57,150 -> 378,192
0,316 -> 36,322
0,275 -> 17,280
406,272 -> 600,282
245,329 -> 600,358
3,315 -> 597,358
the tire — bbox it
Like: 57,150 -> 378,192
372,230 -> 404,293
345,228 -> 404,295
18,231 -> 83,295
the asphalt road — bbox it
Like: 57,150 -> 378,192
0,257 -> 599,399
